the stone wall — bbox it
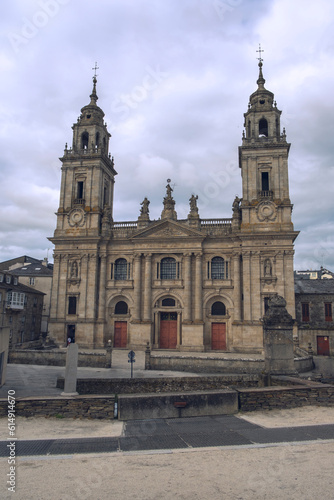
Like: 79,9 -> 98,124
0,395 -> 115,419
56,374 -> 261,394
313,355 -> 334,378
118,390 -> 238,420
149,354 -> 265,374
148,353 -> 313,374
2,379 -> 334,419
0,326 -> 10,387
8,349 -> 111,368
238,381 -> 334,412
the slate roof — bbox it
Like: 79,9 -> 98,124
0,278 -> 45,295
9,263 -> 53,277
295,278 -> 334,295
0,256 -> 42,271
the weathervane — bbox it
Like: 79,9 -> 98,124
256,44 -> 264,63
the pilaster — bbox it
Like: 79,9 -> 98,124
194,253 -> 203,322
183,253 -> 192,322
133,253 -> 142,322
232,253 -> 242,321
242,252 -> 251,321
143,253 -> 152,321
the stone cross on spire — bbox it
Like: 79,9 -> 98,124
92,62 -> 99,78
256,44 -> 264,63
90,62 -> 99,105
256,44 -> 266,89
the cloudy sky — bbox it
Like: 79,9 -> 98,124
1,0 -> 333,270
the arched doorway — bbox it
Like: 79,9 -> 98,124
211,301 -> 227,350
113,300 -> 128,348
154,296 -> 180,349
160,312 -> 177,349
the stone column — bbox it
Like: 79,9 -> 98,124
232,253 -> 241,321
50,254 -> 61,319
177,312 -> 182,347
242,252 -> 251,321
133,253 -> 142,322
87,253 -> 98,320
58,254 -> 67,319
61,343 -> 79,395
143,253 -> 152,321
275,251 -> 285,297
80,254 -> 89,317
153,311 -> 159,348
145,342 -> 151,370
194,253 -> 203,322
284,250 -> 296,318
183,253 -> 192,322
250,251 -> 261,321
98,255 -> 107,320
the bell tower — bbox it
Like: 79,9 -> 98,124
239,52 -> 293,232
54,70 -> 117,238
49,69 -> 117,348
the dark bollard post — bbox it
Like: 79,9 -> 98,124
128,350 -> 135,378
106,339 -> 113,368
145,342 -> 151,370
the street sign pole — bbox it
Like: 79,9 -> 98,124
128,350 -> 136,379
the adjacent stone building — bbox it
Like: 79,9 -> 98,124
49,60 -> 298,352
295,278 -> 334,356
0,256 -> 53,336
0,271 -> 44,348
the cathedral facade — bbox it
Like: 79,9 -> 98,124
49,61 -> 298,352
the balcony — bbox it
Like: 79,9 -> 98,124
258,190 -> 273,200
73,198 -> 85,206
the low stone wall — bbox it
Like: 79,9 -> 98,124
238,380 -> 334,412
56,374 -> 261,394
148,354 -> 313,374
0,395 -> 115,419
118,390 -> 238,420
294,356 -> 314,372
8,349 -> 111,368
313,355 -> 334,377
2,379 -> 334,419
149,354 -> 265,374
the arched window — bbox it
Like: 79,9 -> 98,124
211,257 -> 225,280
81,132 -> 89,149
113,258 -> 128,280
162,298 -> 175,307
259,118 -> 268,137
211,301 -> 226,316
95,132 -> 100,148
160,257 -> 177,280
115,300 -> 128,315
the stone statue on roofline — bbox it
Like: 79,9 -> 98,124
140,197 -> 150,217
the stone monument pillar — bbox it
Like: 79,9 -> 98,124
263,295 -> 297,376
61,343 -> 79,396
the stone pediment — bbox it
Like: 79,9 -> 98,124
131,220 -> 203,239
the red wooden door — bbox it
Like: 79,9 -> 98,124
317,336 -> 330,356
114,321 -> 127,348
211,323 -> 227,350
160,319 -> 177,349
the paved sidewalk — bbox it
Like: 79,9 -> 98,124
1,413 -> 334,458
0,350 -> 204,398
